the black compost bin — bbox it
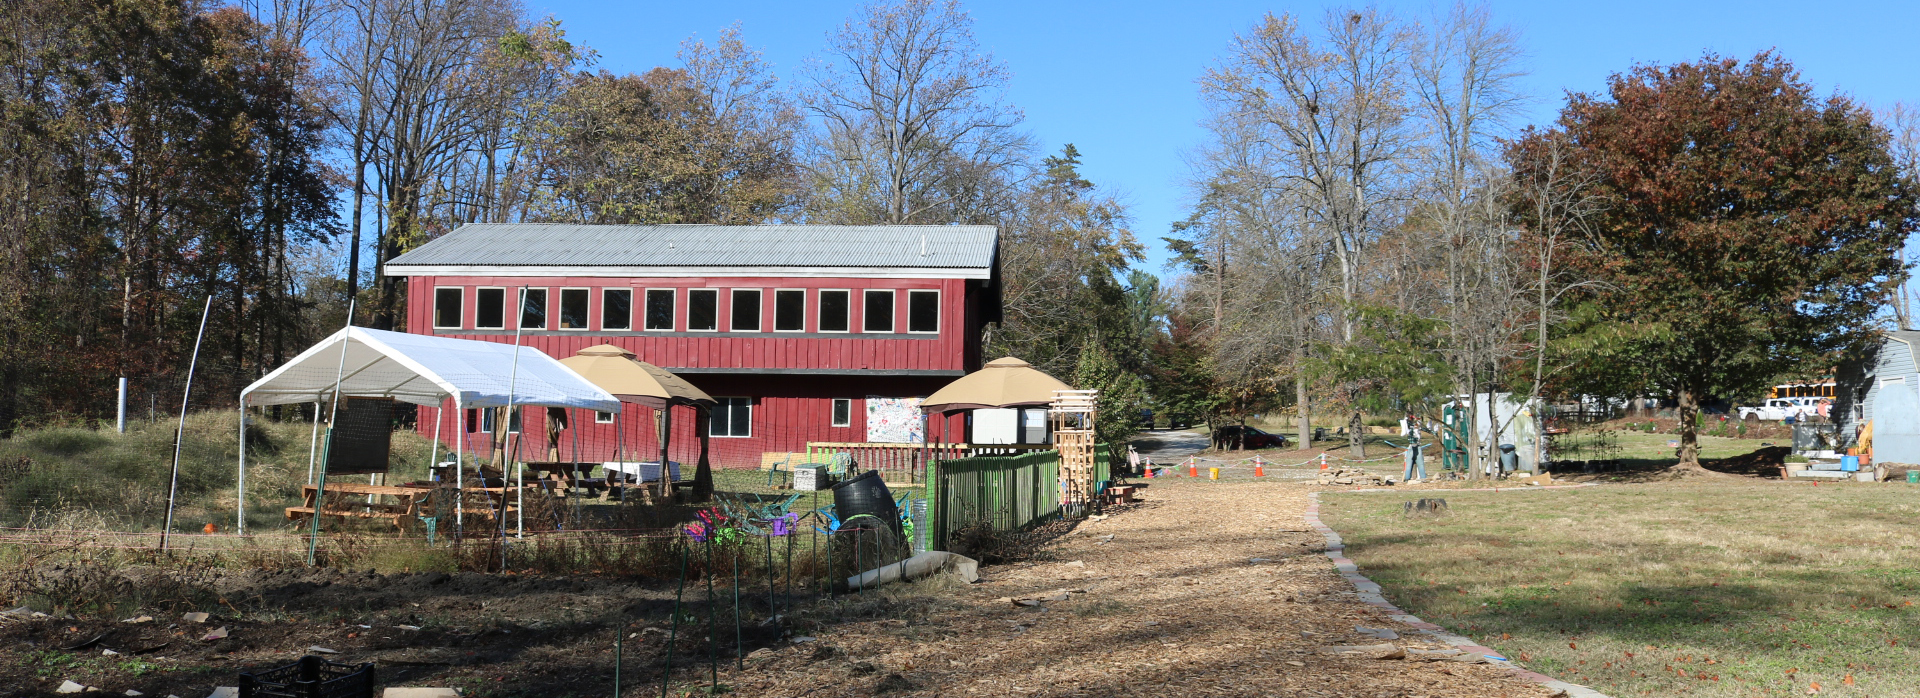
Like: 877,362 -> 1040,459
832,469 -> 900,533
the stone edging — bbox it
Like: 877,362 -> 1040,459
1305,487 -> 1613,698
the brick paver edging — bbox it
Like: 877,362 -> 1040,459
1305,485 -> 1613,698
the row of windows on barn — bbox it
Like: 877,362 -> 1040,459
468,397 -> 855,439
433,287 -> 940,334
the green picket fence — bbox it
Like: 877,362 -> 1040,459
926,449 -> 1060,552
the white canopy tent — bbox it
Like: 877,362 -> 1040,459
236,327 -> 619,533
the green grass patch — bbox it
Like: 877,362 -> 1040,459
1322,481 -> 1920,697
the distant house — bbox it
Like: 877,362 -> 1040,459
1835,331 -> 1920,462
385,223 -> 1001,467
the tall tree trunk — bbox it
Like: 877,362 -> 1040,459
1349,410 -> 1365,459
1676,389 -> 1704,471
1296,359 -> 1311,450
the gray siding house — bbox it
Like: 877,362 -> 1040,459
1836,331 -> 1920,461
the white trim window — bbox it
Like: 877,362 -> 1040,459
595,410 -> 615,424
475,287 -> 507,329
433,287 -> 464,329
644,288 -> 676,331
710,397 -> 752,437
558,287 -> 590,330
688,289 -> 719,331
519,288 -> 548,329
831,398 -> 852,427
818,289 -> 851,332
481,407 -> 522,434
602,288 -> 632,330
907,289 -> 939,334
773,289 -> 806,332
730,288 -> 762,331
863,289 -> 895,333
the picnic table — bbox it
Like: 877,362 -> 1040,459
285,482 -> 435,532
523,461 -> 607,497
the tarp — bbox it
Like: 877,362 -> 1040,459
920,357 -> 1073,412
557,344 -> 715,409
240,326 -> 619,412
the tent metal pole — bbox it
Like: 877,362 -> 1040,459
161,296 -> 212,552
308,305 -> 355,567
427,404 -> 442,481
306,401 -> 322,484
236,403 -> 246,535
455,399 -> 465,534
505,286 -> 527,540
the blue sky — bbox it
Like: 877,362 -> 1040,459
524,0 -> 1920,272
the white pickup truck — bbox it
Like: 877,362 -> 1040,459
1737,397 -> 1821,421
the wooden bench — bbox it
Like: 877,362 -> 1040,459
524,461 -> 609,498
285,482 -> 435,532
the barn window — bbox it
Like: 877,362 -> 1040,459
558,288 -> 589,329
433,288 -> 463,329
481,407 -> 521,434
595,410 -> 615,424
645,289 -> 675,330
475,288 -> 506,329
709,397 -> 752,437
774,290 -> 805,332
519,288 -> 547,329
832,398 -> 852,427
689,289 -> 718,331
907,290 -> 939,333
863,290 -> 894,332
731,289 -> 762,331
602,289 -> 632,330
819,290 -> 850,332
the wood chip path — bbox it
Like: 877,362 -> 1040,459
734,478 -> 1569,698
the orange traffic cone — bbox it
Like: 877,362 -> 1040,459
1189,459 -> 1199,478
1254,456 -> 1265,477
1144,464 -> 1155,478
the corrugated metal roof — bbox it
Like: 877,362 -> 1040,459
387,223 -> 997,270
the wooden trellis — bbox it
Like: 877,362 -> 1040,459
1050,389 -> 1099,516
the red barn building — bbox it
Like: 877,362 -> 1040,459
386,223 -> 1000,468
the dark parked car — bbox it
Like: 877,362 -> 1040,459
1211,425 -> 1289,450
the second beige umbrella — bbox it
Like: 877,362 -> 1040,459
558,344 -> 717,501
921,356 -> 1073,412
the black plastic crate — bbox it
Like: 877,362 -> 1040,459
239,656 -> 375,698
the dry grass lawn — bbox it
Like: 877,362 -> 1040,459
1321,479 -> 1920,697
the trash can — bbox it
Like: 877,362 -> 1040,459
1907,470 -> 1918,484
1498,444 -> 1519,474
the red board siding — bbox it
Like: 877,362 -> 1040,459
408,275 -> 979,374
406,273 -> 983,469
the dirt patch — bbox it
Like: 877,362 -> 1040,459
734,479 -> 1562,697
2,482 -> 1563,697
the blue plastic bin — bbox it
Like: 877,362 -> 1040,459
1842,455 -> 1860,472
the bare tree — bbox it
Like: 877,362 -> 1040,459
1507,130 -> 1606,468
1199,7 -> 1415,457
1407,2 -> 1525,477
799,0 -> 1031,224
1880,102 -> 1920,330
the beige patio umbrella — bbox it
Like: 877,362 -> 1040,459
558,344 -> 715,409
558,344 -> 717,501
921,356 -> 1073,412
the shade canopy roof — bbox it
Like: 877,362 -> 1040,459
557,345 -> 716,409
920,357 -> 1073,412
241,327 -> 620,412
